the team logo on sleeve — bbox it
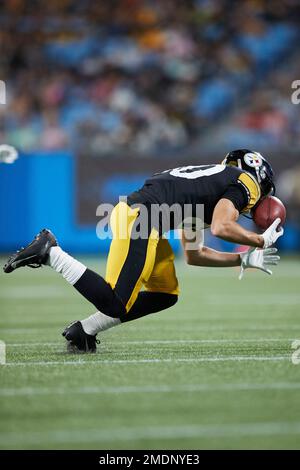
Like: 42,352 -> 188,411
244,153 -> 263,168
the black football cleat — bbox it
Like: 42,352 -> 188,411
62,321 -> 99,353
3,228 -> 57,273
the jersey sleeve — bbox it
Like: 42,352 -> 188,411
222,172 -> 261,213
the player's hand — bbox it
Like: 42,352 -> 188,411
261,218 -> 284,248
239,247 -> 280,280
0,144 -> 18,164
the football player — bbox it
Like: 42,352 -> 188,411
3,149 -> 283,352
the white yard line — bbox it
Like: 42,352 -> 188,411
2,324 -> 300,334
1,381 -> 300,398
5,337 -> 296,347
109,338 -> 293,345
3,355 -> 290,367
126,325 -> 300,332
1,421 -> 300,447
0,340 -> 5,365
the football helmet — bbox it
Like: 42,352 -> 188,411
222,149 -> 275,196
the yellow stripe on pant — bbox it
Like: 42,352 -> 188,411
105,202 -> 160,313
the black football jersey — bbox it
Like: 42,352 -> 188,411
127,164 -> 261,229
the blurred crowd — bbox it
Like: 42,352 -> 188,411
199,56 -> 300,153
0,0 -> 299,156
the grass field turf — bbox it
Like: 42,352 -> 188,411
0,256 -> 300,450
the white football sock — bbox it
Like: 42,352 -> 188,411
81,311 -> 121,335
46,246 -> 86,285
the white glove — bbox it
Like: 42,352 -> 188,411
239,247 -> 280,280
0,144 -> 18,164
261,218 -> 284,248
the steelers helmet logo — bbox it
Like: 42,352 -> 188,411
244,152 -> 263,168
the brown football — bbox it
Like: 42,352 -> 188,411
252,196 -> 286,231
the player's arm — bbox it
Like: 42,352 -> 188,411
181,228 -> 280,276
211,199 -> 264,248
211,172 -> 284,248
181,229 -> 241,267
211,199 -> 283,248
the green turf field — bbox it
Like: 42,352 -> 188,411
0,257 -> 300,450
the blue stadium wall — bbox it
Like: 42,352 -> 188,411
0,152 -> 106,253
0,151 -> 297,254
0,151 -> 182,254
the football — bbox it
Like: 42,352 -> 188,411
252,195 -> 286,231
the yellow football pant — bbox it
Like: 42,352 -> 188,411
105,202 -> 179,313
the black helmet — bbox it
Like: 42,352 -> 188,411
222,149 -> 275,196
